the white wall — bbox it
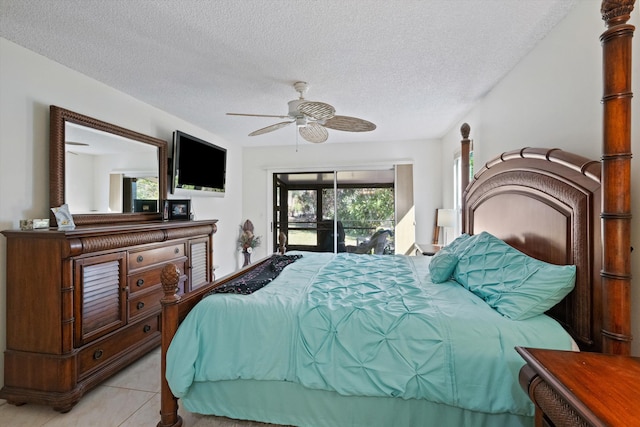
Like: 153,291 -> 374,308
441,1 -> 640,356
0,38 -> 244,387
242,139 -> 442,261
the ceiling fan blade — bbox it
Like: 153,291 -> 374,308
323,115 -> 376,132
297,101 -> 335,120
227,113 -> 291,119
299,122 -> 328,143
248,121 -> 294,136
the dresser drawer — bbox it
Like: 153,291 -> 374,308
128,243 -> 185,270
128,286 -> 165,321
78,316 -> 159,379
128,260 -> 186,294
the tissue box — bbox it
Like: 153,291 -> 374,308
33,219 -> 50,229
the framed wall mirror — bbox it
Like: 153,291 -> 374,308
50,105 -> 168,226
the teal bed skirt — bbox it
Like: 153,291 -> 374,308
181,379 -> 533,427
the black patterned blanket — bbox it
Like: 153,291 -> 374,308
205,254 -> 303,296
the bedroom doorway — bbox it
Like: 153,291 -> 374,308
273,166 -> 414,254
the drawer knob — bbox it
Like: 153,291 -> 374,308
137,301 -> 145,310
93,349 -> 103,360
136,279 -> 144,287
175,248 -> 180,254
137,255 -> 144,263
143,324 -> 151,333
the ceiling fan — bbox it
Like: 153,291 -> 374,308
226,82 -> 376,143
65,141 -> 89,155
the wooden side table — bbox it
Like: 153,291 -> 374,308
516,346 -> 640,427
414,243 -> 441,256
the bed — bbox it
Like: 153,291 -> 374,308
157,148 -> 593,427
157,2 -> 634,426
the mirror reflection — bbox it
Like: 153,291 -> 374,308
50,105 -> 168,226
65,123 -> 159,214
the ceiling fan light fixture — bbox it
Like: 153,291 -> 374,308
227,81 -> 376,143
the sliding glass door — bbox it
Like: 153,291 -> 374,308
273,168 -> 406,254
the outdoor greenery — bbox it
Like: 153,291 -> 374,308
135,178 -> 159,200
286,187 -> 395,248
324,188 -> 394,240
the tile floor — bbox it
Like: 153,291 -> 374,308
0,348 -> 274,427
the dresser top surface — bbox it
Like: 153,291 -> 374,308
2,219 -> 218,239
517,347 -> 640,426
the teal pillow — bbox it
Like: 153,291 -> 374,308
444,233 -> 478,257
427,234 -> 477,283
428,249 -> 459,283
453,232 -> 576,320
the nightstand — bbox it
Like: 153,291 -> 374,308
414,243 -> 442,256
516,346 -> 640,427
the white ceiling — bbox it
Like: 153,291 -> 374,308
0,0 -> 578,147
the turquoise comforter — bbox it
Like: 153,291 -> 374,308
166,252 -> 573,416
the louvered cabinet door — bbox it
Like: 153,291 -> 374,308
74,252 -> 127,346
188,237 -> 211,292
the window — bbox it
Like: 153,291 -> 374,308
327,187 -> 394,249
121,176 -> 159,213
287,189 -> 318,246
273,169 -> 400,254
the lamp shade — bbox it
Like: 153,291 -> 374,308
437,209 -> 456,228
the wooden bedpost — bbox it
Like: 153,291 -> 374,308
460,123 -> 471,233
158,264 -> 183,427
600,0 -> 635,355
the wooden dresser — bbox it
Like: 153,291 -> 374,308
516,347 -> 640,427
1,219 -> 217,412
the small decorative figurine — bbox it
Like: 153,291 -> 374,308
238,219 -> 261,266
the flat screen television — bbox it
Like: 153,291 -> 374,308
171,130 -> 226,196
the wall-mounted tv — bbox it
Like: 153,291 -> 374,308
171,130 -> 226,196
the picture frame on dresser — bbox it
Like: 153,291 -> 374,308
162,200 -> 170,221
167,199 -> 190,220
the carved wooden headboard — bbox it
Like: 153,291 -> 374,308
463,148 -> 602,352
459,0 -> 634,356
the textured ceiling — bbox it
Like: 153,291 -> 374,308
1,0 -> 578,146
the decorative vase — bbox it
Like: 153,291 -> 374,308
242,251 -> 251,267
